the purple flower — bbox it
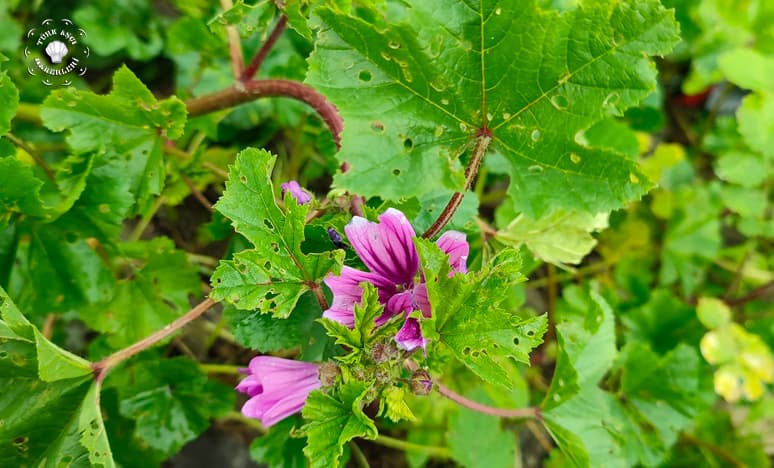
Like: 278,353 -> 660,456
322,208 -> 469,351
280,180 -> 312,205
236,356 -> 321,427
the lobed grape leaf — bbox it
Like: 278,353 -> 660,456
307,0 -> 680,217
301,381 -> 378,468
0,287 -> 115,468
40,65 -> 187,214
210,148 -> 344,318
417,239 -> 547,389
0,69 -> 18,135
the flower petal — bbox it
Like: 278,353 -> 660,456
378,290 -> 413,325
395,317 -> 428,352
239,357 -> 321,427
411,283 -> 432,318
323,266 -> 394,328
280,180 -> 312,204
436,230 -> 469,274
345,208 -> 419,285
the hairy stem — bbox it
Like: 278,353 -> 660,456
92,298 -> 216,383
422,135 -> 490,239
435,381 -> 539,419
185,79 -> 343,148
242,15 -> 288,80
219,0 -> 245,80
372,434 -> 451,458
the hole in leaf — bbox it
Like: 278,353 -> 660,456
370,121 -> 385,133
263,219 -> 274,230
462,346 -> 471,356
403,138 -> 413,151
358,70 -> 372,82
392,169 -> 400,176
527,330 -> 535,337
240,175 -> 247,183
263,261 -> 271,270
513,337 -> 520,345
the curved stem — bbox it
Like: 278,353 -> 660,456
372,434 -> 451,458
220,0 -> 245,79
422,135 -> 490,239
242,15 -> 288,80
185,79 -> 343,148
435,381 -> 539,419
199,362 -> 243,374
92,298 -> 216,383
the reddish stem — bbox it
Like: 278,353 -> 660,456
422,135 -> 491,239
242,15 -> 288,81
92,298 -> 216,383
185,79 -> 343,148
435,381 -> 540,419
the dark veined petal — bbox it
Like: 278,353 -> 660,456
395,317 -> 428,352
436,230 -> 469,274
345,208 -> 419,286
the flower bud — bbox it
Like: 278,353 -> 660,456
317,361 -> 341,387
409,369 -> 433,395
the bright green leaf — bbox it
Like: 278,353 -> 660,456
418,240 -> 547,389
301,382 -> 378,468
250,417 -> 307,468
41,65 -> 187,213
496,210 -> 608,266
211,148 -> 343,317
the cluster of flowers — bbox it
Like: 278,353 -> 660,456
238,183 -> 469,427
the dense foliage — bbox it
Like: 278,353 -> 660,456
0,0 -> 772,467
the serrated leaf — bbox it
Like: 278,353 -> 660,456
301,382 -> 377,468
79,238 -> 201,349
378,385 -> 416,423
0,70 -> 19,135
497,209 -> 609,266
225,292 -> 320,352
0,288 -> 115,468
40,65 -> 187,213
211,148 -> 343,318
417,240 -> 547,389
117,357 -> 235,456
208,0 -> 276,38
0,157 -> 47,225
307,0 -> 679,217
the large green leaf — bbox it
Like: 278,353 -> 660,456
0,288 -> 115,468
210,148 -> 344,318
301,382 -> 378,468
417,240 -> 547,389
0,70 -> 18,135
40,66 -> 187,213
79,238 -> 201,349
116,357 -> 235,456
307,0 -> 679,217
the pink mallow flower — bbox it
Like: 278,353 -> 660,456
236,356 -> 321,427
280,180 -> 312,204
323,208 -> 469,352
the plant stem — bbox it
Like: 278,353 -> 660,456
349,441 -> 370,468
435,381 -> 539,419
679,433 -> 743,467
242,15 -> 288,80
219,0 -> 245,80
185,79 -> 343,148
422,135 -> 490,239
5,133 -> 57,183
372,435 -> 451,458
181,173 -> 214,212
726,279 -> 774,307
199,362 -> 243,374
222,410 -> 265,432
14,102 -> 42,124
129,196 -> 166,241
92,298 -> 216,383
